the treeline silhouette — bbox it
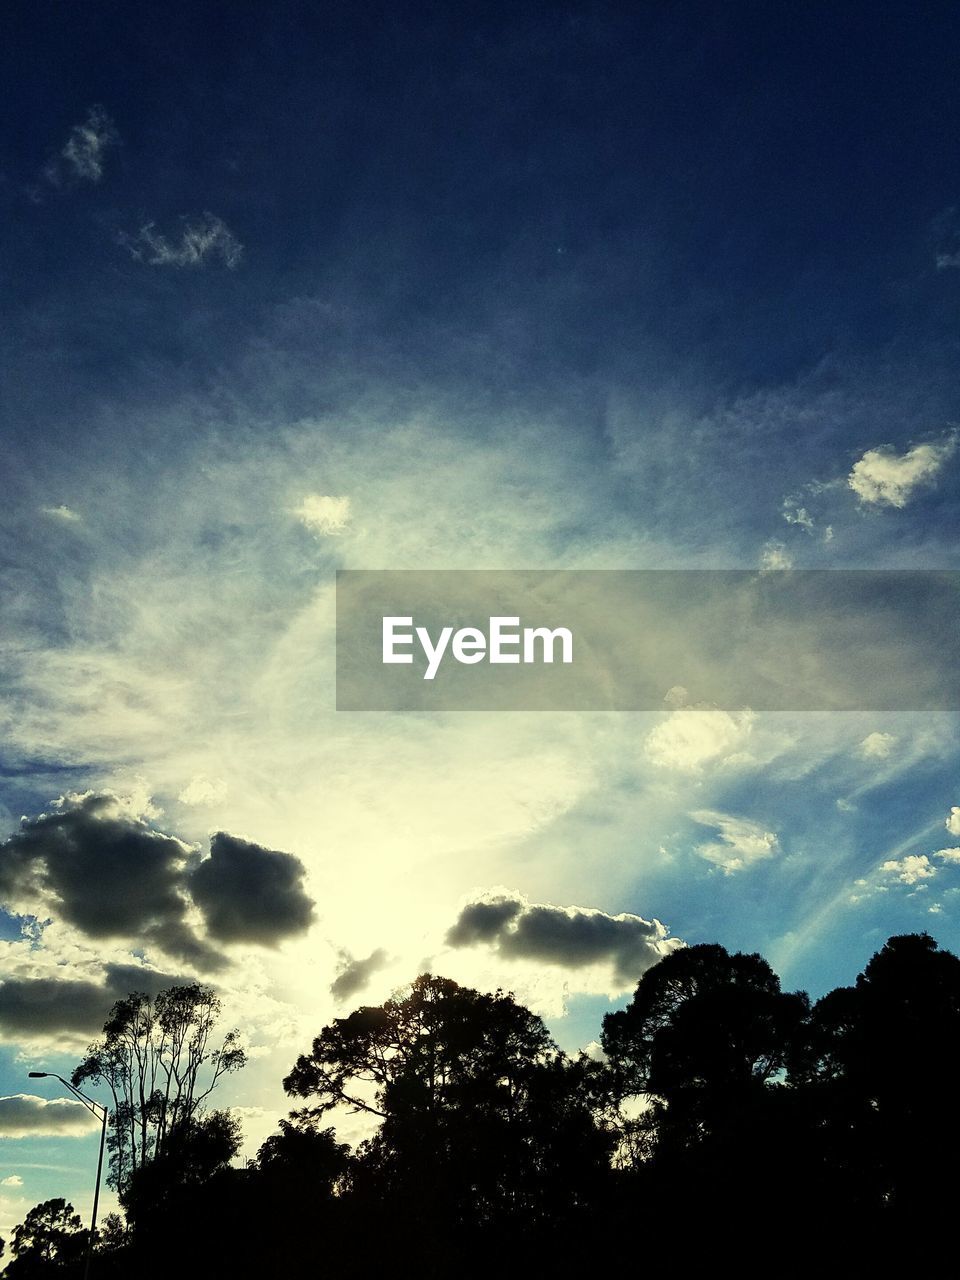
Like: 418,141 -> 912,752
4,932 -> 958,1277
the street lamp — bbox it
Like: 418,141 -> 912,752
27,1071 -> 108,1280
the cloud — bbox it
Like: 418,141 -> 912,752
644,707 -> 754,772
881,854 -> 936,885
330,948 -> 389,1001
45,106 -> 119,184
690,809 -> 779,874
445,891 -> 681,985
294,494 -> 352,535
0,791 -> 222,969
0,1095 -> 100,1139
0,963 -> 186,1038
782,501 -> 815,532
933,847 -> 960,864
847,435 -> 956,508
39,505 -> 81,523
189,832 -> 315,945
858,732 -> 897,760
178,775 -> 228,807
947,807 -> 960,837
760,540 -> 793,569
121,213 -> 243,269
0,793 -> 314,966
1,1175 -> 23,1187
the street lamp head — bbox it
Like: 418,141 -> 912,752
28,1071 -> 49,1078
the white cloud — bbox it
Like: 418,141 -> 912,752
122,213 -> 243,269
40,504 -> 81,523
690,809 -> 779,874
782,501 -> 815,532
858,732 -> 897,760
760,540 -> 792,569
1,1175 -> 23,1187
46,106 -> 119,184
881,854 -> 936,885
933,847 -> 960,864
947,807 -> 960,837
294,494 -> 351,535
847,435 -> 956,508
178,775 -> 229,806
644,707 -> 754,772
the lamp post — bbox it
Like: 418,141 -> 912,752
27,1071 -> 108,1280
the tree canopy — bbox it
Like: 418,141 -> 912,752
9,935 -> 960,1277
71,982 -> 246,1195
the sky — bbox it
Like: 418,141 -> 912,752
2,0 -> 960,1243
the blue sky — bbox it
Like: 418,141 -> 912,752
2,0 -> 960,1243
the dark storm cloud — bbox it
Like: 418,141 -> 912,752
445,897 -> 524,945
330,948 -> 389,1001
0,1094 -> 100,1138
0,963 -> 185,1037
0,792 -> 200,940
446,893 -> 681,985
0,794 -> 315,964
190,832 -> 315,945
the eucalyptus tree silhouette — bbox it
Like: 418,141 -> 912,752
71,983 -> 246,1196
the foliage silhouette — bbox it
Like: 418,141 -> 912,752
71,982 -> 245,1195
9,935 -> 960,1277
5,1199 -> 86,1277
285,973 -> 614,1271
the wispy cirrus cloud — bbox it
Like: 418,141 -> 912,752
121,213 -> 243,268
45,106 -> 119,185
39,505 -> 82,523
690,809 -> 779,874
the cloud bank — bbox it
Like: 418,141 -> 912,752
0,963 -> 186,1038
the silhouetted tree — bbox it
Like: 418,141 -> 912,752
793,932 -> 960,1217
603,943 -> 807,1133
6,1199 -> 86,1276
72,983 -> 245,1194
600,942 -> 812,1257
285,973 -> 614,1271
